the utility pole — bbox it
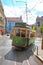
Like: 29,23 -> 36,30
15,1 -> 28,24
25,3 -> 28,24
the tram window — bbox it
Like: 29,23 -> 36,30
15,29 -> 20,36
27,30 -> 29,38
21,30 -> 26,37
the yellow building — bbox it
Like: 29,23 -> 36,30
0,0 -> 5,34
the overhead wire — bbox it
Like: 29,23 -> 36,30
11,0 -> 17,16
27,0 -> 43,17
11,0 -> 43,19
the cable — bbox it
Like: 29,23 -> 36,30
11,0 -> 43,21
26,0 -> 43,19
11,0 -> 17,16
29,0 -> 43,10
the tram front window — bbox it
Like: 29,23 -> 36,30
27,30 -> 29,38
21,30 -> 26,37
15,29 -> 20,36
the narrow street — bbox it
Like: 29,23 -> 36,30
0,35 -> 43,65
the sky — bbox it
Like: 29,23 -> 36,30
1,0 -> 43,25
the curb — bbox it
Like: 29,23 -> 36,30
34,53 -> 43,63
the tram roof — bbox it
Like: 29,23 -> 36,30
13,26 -> 31,30
14,22 -> 31,29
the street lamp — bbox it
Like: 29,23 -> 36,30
16,1 -> 28,24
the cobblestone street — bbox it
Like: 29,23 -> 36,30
0,35 -> 43,65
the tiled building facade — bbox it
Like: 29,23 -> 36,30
6,16 -> 23,33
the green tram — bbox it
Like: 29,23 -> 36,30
10,22 -> 36,49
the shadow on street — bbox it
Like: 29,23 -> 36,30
4,44 -> 36,63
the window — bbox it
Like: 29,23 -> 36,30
37,22 -> 40,26
0,17 -> 2,22
15,29 -> 20,36
21,30 -> 26,37
27,30 -> 29,38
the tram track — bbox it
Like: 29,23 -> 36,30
23,49 -> 31,65
14,48 -> 31,65
14,44 -> 35,65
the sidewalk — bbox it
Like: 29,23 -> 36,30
34,38 -> 43,62
0,35 -> 3,38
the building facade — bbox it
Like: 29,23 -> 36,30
6,16 -> 23,33
36,16 -> 43,37
0,0 -> 5,34
36,16 -> 43,27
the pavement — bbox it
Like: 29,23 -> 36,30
34,37 -> 43,62
0,35 -> 2,38
0,35 -> 43,65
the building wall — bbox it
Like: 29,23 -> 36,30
36,16 -> 43,37
36,16 -> 43,27
0,0 -> 5,34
